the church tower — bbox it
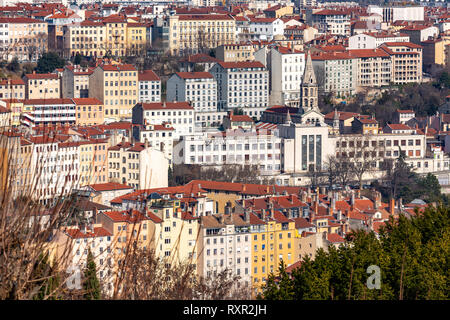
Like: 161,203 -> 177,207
299,51 -> 318,114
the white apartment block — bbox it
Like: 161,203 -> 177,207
269,46 -> 305,107
21,98 -> 76,127
209,61 -> 269,119
248,17 -> 284,41
108,140 -> 168,190
380,42 -> 423,84
132,101 -> 195,140
166,72 -> 217,127
28,136 -> 80,205
173,128 -> 283,176
311,52 -> 358,97
311,9 -> 351,36
348,32 -> 410,50
138,70 -> 161,103
198,214 -> 252,288
348,48 -> 392,89
133,122 -> 174,165
367,5 -> 424,23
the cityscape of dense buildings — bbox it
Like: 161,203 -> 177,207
0,0 -> 449,299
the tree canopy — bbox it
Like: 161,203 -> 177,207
260,205 -> 450,300
36,52 -> 66,74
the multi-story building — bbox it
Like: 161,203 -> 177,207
132,101 -> 195,140
21,99 -> 76,127
311,51 -> 358,97
348,31 -> 410,50
53,224 -> 115,295
198,213 -> 251,288
89,63 -> 138,121
310,9 -> 351,36
0,17 -> 48,62
380,42 -> 423,84
215,44 -> 254,62
146,199 -> 200,269
133,122 -> 174,165
210,61 -> 269,118
23,72 -> 61,99
248,17 -> 285,41
167,14 -> 236,55
367,5 -> 424,23
78,139 -> 109,187
348,48 -> 392,89
73,98 -> 104,126
0,99 -> 22,126
138,70 -> 161,103
62,65 -> 93,98
108,140 -> 168,190
63,20 -> 107,59
173,127 -> 283,176
401,25 -> 439,45
0,78 -> 25,100
256,45 -> 305,107
166,72 -> 217,127
125,21 -> 147,56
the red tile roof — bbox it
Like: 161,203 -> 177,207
327,233 -> 345,243
0,78 -> 25,85
386,123 -> 414,131
175,72 -> 213,79
100,64 -> 137,72
229,114 -> 253,122
23,98 -> 74,105
217,61 -> 265,69
65,226 -> 112,239
24,73 -> 59,80
102,209 -> 149,223
138,70 -> 160,82
88,182 -> 133,192
140,102 -> 193,110
72,98 -> 103,105
348,48 -> 390,58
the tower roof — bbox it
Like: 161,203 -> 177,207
302,51 -> 317,86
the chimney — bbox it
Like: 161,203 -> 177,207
398,197 -> 403,211
336,209 -> 343,221
266,186 -> 270,194
242,184 -> 246,193
374,191 -> 381,209
350,190 -> 355,210
389,197 -> 395,216
300,190 -> 307,203
329,196 -> 335,216
290,194 -> 295,203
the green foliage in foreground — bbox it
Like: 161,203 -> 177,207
260,205 -> 450,300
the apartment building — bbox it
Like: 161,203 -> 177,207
173,127 -> 283,176
89,63 -> 138,121
348,48 -> 392,89
146,200 -> 200,269
96,209 -> 151,279
63,20 -> 107,58
78,139 -> 109,186
367,5 -> 424,23
166,72 -> 217,127
132,101 -> 195,140
311,51 -> 358,97
0,78 -> 25,100
138,70 -> 161,103
133,122 -> 174,165
310,9 -> 351,36
215,44 -> 254,62
23,72 -> 61,99
0,99 -> 21,126
53,225 -> 115,295
108,140 -> 168,190
348,31 -> 409,50
125,22 -> 147,56
62,65 -> 93,98
248,17 -> 284,41
27,135 -> 80,205
0,17 -> 48,62
210,61 -> 269,118
380,42 -> 423,84
334,131 -> 427,170
73,98 -> 104,126
242,205 -> 296,293
260,46 -> 305,107
21,98 -> 76,127
167,14 -> 236,55
401,25 -> 439,45
198,214 -> 251,288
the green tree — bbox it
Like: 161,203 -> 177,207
36,52 -> 66,74
6,57 -> 20,73
30,252 -> 60,300
83,249 -> 101,300
73,53 -> 82,65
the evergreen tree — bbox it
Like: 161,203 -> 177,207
36,52 -> 66,74
30,252 -> 60,300
83,249 -> 101,300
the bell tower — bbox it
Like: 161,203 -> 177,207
299,51 -> 318,114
